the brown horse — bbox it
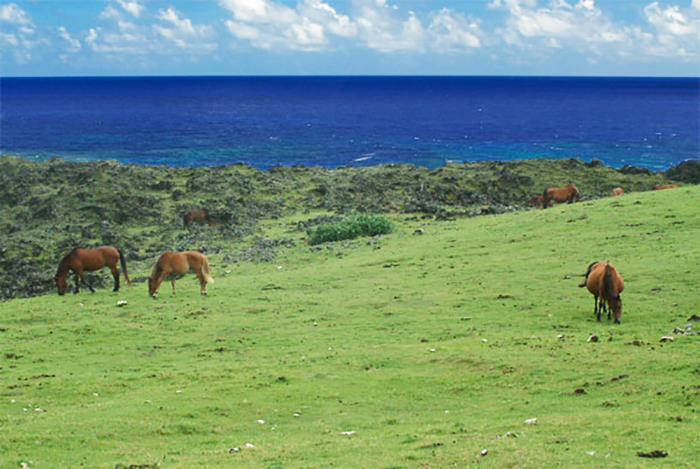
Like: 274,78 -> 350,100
183,208 -> 214,229
55,246 -> 131,295
652,184 -> 678,191
148,251 -> 214,298
579,261 -> 625,323
611,187 -> 624,197
528,195 -> 552,208
541,183 -> 581,208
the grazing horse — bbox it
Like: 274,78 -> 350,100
148,251 -> 214,298
55,246 -> 131,295
611,187 -> 624,197
183,208 -> 214,229
541,183 -> 581,208
652,184 -> 678,191
579,261 -> 625,324
528,195 -> 552,208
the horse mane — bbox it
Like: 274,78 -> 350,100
56,248 -> 78,276
150,262 -> 161,280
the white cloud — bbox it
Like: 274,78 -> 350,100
0,3 -> 37,62
220,0 -> 357,51
85,25 -> 149,54
428,8 -> 484,53
153,7 -> 217,52
354,0 -> 426,52
225,20 -> 261,41
299,0 -> 357,37
490,0 -> 700,63
0,3 -> 31,25
642,1 -> 700,59
58,26 -> 81,52
495,0 -> 626,44
219,0 -> 297,23
645,2 -> 699,35
115,0 -> 144,18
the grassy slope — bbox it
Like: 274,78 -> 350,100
1,186 -> 699,468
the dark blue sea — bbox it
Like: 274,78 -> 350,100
1,76 -> 698,170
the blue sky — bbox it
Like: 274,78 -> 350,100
1,0 -> 699,76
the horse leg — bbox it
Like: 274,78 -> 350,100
195,269 -> 207,296
595,295 -> 602,322
601,298 -> 608,319
110,264 -> 120,292
171,278 -> 177,295
80,275 -> 96,293
74,272 -> 80,294
152,272 -> 169,299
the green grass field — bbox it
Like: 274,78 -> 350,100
1,185 -> 699,468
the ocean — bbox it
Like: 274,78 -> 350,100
1,76 -> 698,170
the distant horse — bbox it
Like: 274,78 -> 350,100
528,195 -> 552,208
183,208 -> 214,229
541,183 -> 581,208
148,251 -> 214,298
579,261 -> 625,324
652,184 -> 678,191
55,246 -> 131,295
611,187 -> 624,197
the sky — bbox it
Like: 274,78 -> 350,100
1,0 -> 699,77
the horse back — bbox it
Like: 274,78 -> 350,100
587,262 -> 623,297
183,251 -> 207,269
585,263 -> 605,295
156,251 -> 187,275
70,246 -> 118,271
609,265 -> 624,295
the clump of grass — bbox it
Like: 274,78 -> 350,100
308,214 -> 393,245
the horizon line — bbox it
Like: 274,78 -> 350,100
3,74 -> 699,80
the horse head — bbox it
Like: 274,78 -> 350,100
55,275 -> 68,295
148,276 -> 159,298
609,295 -> 622,324
570,185 -> 581,202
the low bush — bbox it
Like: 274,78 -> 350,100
308,214 -> 393,245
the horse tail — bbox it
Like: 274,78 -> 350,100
603,264 -> 616,299
578,261 -> 598,287
118,248 -> 132,286
202,256 -> 214,284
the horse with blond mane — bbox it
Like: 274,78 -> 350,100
541,183 -> 581,208
148,251 -> 214,298
55,246 -> 131,295
579,261 -> 625,324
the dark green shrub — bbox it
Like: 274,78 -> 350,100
308,214 -> 393,245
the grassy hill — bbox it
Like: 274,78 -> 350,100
1,184 -> 698,468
